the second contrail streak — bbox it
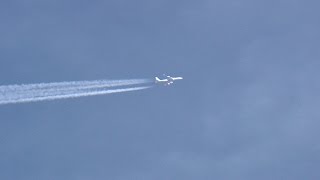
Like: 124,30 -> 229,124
0,86 -> 152,105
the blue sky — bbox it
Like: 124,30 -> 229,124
1,0 -> 320,179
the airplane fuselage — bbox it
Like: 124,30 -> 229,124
155,75 -> 183,86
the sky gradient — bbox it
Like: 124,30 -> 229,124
1,0 -> 320,179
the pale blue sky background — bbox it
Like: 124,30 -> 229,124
1,0 -> 320,179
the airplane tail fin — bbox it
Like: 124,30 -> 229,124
155,77 -> 160,83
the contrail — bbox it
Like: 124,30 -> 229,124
0,79 -> 152,99
0,79 -> 153,105
0,79 -> 151,93
0,86 -> 152,105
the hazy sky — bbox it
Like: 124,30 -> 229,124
1,0 -> 320,179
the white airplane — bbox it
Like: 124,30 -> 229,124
155,75 -> 183,86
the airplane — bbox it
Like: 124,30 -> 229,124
155,75 -> 183,86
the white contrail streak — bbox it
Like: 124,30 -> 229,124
0,86 -> 152,105
0,79 -> 153,105
1,79 -> 152,99
0,79 -> 151,93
